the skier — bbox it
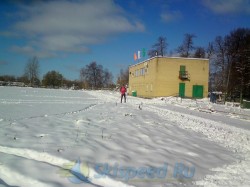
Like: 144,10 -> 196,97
120,84 -> 127,103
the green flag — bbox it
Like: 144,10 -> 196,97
142,48 -> 146,57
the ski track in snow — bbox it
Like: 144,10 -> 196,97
0,146 -> 134,187
0,163 -> 49,187
88,90 -> 250,187
0,88 -> 133,187
0,88 -> 250,187
2,103 -> 97,124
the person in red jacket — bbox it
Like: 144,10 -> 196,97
120,85 -> 127,103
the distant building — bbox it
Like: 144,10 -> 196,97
0,81 -> 25,87
129,56 -> 209,98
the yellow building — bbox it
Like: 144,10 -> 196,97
129,56 -> 209,98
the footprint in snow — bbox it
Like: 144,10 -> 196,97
124,113 -> 133,116
35,134 -> 49,138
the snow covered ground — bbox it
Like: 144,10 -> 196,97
0,87 -> 249,187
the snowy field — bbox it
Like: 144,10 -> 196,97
0,87 -> 249,187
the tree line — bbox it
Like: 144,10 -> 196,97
0,57 -> 123,90
148,34 -> 200,58
0,56 -> 82,89
147,27 -> 250,102
1,27 -> 249,101
0,57 -> 120,90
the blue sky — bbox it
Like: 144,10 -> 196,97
0,0 -> 249,81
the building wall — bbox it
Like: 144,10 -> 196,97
129,57 -> 209,98
129,58 -> 157,98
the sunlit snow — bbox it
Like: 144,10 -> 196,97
0,87 -> 249,187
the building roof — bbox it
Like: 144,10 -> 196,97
129,56 -> 209,68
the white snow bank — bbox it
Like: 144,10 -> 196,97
0,146 -> 134,187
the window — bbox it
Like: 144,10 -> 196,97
140,68 -> 144,76
135,70 -> 138,77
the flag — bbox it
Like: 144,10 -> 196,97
134,52 -> 137,61
142,48 -> 146,57
138,50 -> 141,59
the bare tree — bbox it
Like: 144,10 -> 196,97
103,69 -> 113,88
148,36 -> 168,57
209,28 -> 250,102
117,67 -> 129,86
80,62 -> 113,89
209,36 -> 229,93
177,33 -> 196,57
193,47 -> 206,58
227,28 -> 250,102
207,42 -> 214,59
24,56 -> 40,86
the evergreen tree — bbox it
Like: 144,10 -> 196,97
42,71 -> 64,88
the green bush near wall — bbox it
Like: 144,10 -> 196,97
242,100 -> 250,109
132,91 -> 137,97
